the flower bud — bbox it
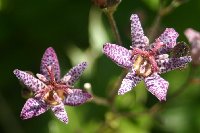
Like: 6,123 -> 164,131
92,0 -> 121,9
184,28 -> 200,65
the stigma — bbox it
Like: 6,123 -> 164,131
131,41 -> 164,77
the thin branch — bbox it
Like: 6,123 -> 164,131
105,11 -> 122,45
92,95 -> 110,107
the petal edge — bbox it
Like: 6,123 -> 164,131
20,98 -> 48,119
118,70 -> 142,95
13,69 -> 46,92
51,103 -> 68,124
40,47 -> 60,81
103,43 -> 132,69
145,74 -> 169,101
61,62 -> 88,86
64,89 -> 92,106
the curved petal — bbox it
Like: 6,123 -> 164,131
61,62 -> 87,86
64,89 -> 92,106
157,28 -> 179,54
51,103 -> 68,124
40,47 -> 60,81
13,69 -> 47,92
158,56 -> 192,74
144,73 -> 169,101
20,98 -> 48,119
130,14 -> 148,49
103,43 -> 132,69
118,70 -> 142,95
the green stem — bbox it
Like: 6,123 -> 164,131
92,95 -> 110,107
148,0 -> 179,42
106,11 -> 122,45
148,14 -> 162,42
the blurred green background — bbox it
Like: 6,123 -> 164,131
0,0 -> 200,133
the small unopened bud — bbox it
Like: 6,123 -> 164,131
83,83 -> 92,93
84,83 -> 92,90
92,0 -> 121,11
185,28 -> 200,65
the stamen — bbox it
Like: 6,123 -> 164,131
148,56 -> 159,72
52,92 -> 62,104
45,65 -> 56,83
36,73 -> 48,82
61,75 -> 71,83
143,63 -> 152,77
151,41 -> 164,54
143,36 -> 149,45
139,64 -> 146,74
66,88 -> 73,94
133,55 -> 143,71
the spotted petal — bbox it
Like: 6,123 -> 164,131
20,98 -> 49,119
51,103 -> 68,124
61,62 -> 87,86
40,47 -> 60,81
130,14 -> 148,49
103,43 -> 132,69
13,69 -> 47,92
64,89 -> 92,106
158,56 -> 192,74
118,70 -> 142,95
145,73 -> 169,101
157,28 -> 179,54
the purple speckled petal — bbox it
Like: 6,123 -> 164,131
130,14 -> 147,49
145,73 -> 169,101
13,69 -> 47,92
40,47 -> 60,81
61,62 -> 87,86
103,43 -> 132,69
118,70 -> 142,95
158,56 -> 192,74
20,98 -> 48,119
157,28 -> 179,54
64,89 -> 92,106
51,103 -> 68,124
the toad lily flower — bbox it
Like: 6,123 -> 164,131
103,14 -> 191,101
13,47 -> 92,124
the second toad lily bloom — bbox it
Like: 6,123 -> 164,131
14,47 -> 92,124
103,14 -> 191,101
